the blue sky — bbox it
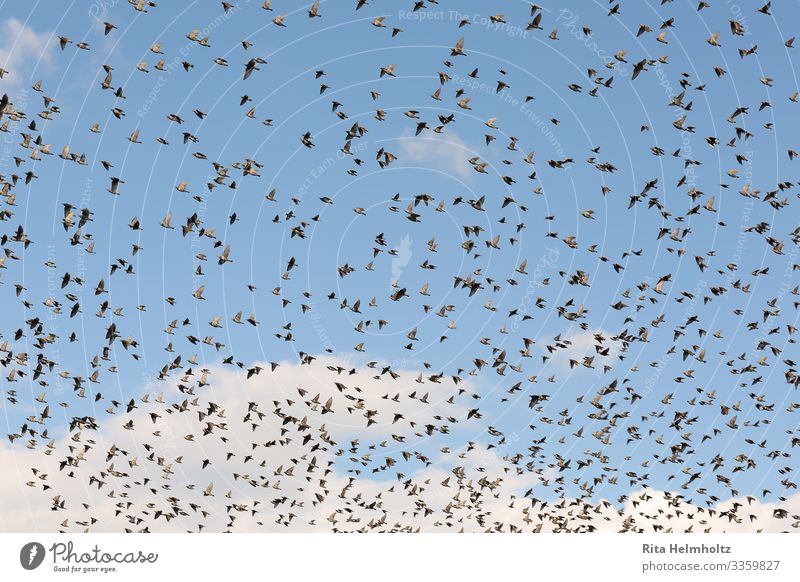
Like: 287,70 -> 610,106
1,0 -> 800,528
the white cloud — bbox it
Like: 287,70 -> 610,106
0,356 -> 472,532
2,353 -> 799,533
545,328 -> 623,376
0,18 -> 55,94
395,130 -> 474,179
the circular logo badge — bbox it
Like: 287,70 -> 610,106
20,542 -> 46,570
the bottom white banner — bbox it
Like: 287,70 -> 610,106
0,534 -> 796,581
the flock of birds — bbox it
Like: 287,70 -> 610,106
2,0 -> 800,533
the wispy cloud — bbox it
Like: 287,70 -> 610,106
548,328 -> 623,373
395,129 -> 474,179
0,18 -> 55,93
